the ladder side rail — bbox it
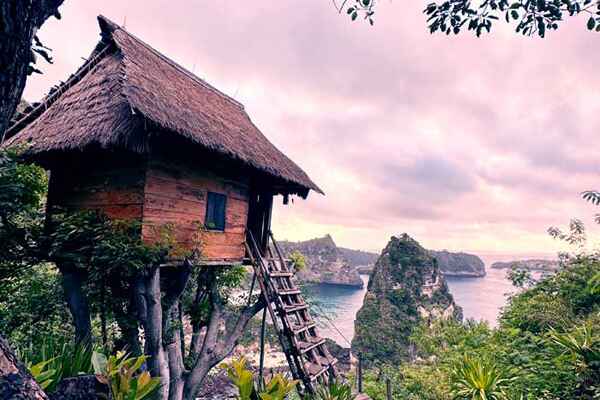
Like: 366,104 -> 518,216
246,234 -> 312,391
269,231 -> 339,381
244,241 -> 304,384
269,231 -> 292,273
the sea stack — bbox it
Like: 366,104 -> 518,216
352,234 -> 462,365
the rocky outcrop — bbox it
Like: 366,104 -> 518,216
278,235 -> 364,288
431,250 -> 486,277
337,247 -> 378,268
491,259 -> 559,272
351,234 -> 461,365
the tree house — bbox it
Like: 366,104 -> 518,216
4,16 -> 322,265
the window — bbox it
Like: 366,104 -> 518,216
205,192 -> 227,231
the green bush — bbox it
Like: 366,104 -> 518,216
92,351 -> 161,400
19,338 -> 94,393
0,263 -> 72,348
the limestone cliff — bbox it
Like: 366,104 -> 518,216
278,235 -> 364,288
431,250 -> 486,277
491,259 -> 559,272
337,247 -> 378,268
351,234 -> 462,365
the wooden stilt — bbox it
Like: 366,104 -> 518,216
259,307 -> 267,390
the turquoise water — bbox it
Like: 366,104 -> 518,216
308,269 -> 517,346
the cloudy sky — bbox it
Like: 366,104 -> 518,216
23,1 -> 600,257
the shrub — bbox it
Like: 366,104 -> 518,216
92,351 -> 161,400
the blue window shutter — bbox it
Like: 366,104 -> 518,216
205,192 -> 227,231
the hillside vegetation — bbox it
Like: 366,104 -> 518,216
362,256 -> 600,400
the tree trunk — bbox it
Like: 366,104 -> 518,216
166,304 -> 185,400
0,334 -> 48,400
161,265 -> 191,400
0,0 -> 64,141
140,266 -> 170,400
183,289 -> 265,400
59,264 -> 92,344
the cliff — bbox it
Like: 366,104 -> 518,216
491,259 -> 559,272
337,247 -> 378,267
431,250 -> 486,277
278,235 -> 364,288
351,234 -> 462,365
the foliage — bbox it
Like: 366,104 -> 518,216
506,266 -> 535,289
338,0 -> 600,38
449,355 -> 513,400
220,356 -> 298,400
0,148 -> 47,279
20,338 -> 94,392
28,359 -> 57,390
259,374 -> 298,400
361,258 -> 600,400
0,263 -> 72,348
289,250 -> 306,271
92,351 -> 161,400
310,380 -> 353,400
549,322 -> 600,397
220,356 -> 255,400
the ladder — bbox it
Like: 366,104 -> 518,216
245,230 -> 338,396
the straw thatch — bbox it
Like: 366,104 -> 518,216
5,15 -> 322,197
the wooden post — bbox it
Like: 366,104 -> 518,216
386,376 -> 392,400
357,355 -> 363,393
259,307 -> 267,390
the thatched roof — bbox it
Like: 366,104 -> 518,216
4,15 -> 322,197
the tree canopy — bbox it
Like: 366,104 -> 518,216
339,0 -> 600,37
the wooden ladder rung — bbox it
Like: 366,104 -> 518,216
269,271 -> 294,278
291,322 -> 316,334
308,359 -> 337,382
299,338 -> 326,354
278,288 -> 301,296
282,303 -> 308,313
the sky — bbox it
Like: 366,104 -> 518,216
23,1 -> 600,257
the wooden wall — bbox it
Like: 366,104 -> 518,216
141,154 -> 250,263
47,152 -> 146,221
47,148 -> 253,264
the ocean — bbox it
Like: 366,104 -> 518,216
306,266 -> 524,347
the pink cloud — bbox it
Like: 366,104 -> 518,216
23,1 -> 600,256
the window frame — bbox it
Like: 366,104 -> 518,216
204,191 -> 227,232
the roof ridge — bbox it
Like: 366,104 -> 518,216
3,43 -> 113,143
99,15 -> 245,111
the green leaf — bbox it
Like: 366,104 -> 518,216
92,351 -> 108,375
587,17 -> 596,30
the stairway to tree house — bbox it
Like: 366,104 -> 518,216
245,231 -> 338,397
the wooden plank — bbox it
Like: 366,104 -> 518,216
142,155 -> 250,258
48,157 -> 146,222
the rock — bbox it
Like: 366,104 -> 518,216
0,334 -> 48,400
324,339 -> 352,373
49,375 -> 107,400
491,259 -> 559,272
195,370 -> 238,400
351,234 -> 461,365
355,265 -> 374,275
337,248 -> 378,268
430,250 -> 486,277
278,235 -> 364,288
